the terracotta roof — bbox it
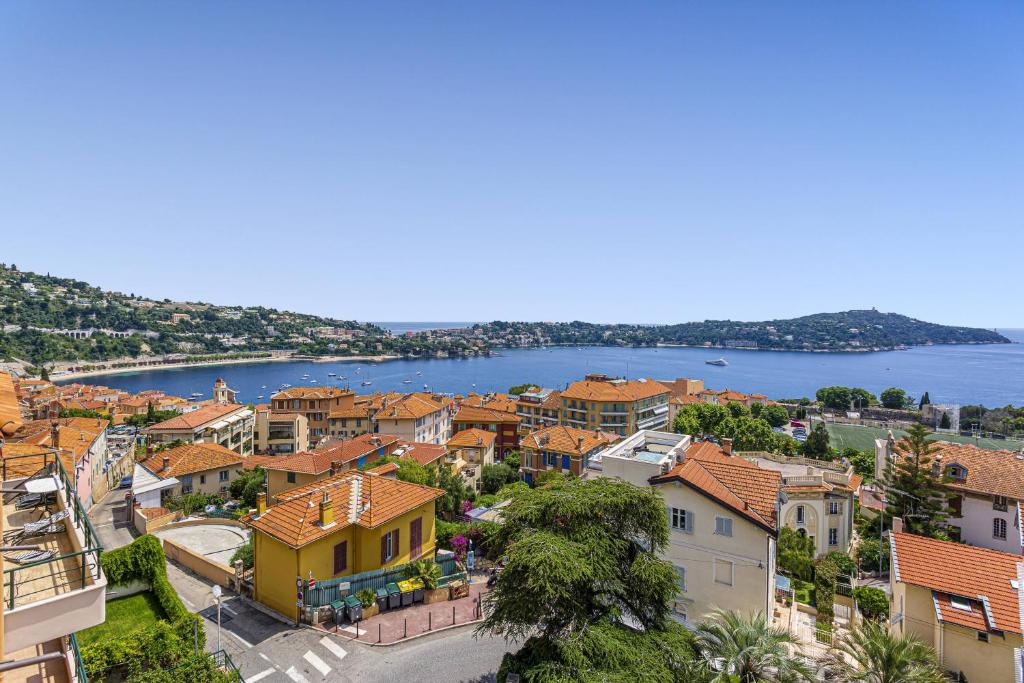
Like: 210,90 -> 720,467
652,442 -> 781,533
271,386 -> 352,401
890,532 -> 1022,634
329,405 -> 373,420
146,403 -> 246,431
245,470 -> 443,547
268,412 -> 305,422
670,394 -> 703,406
561,378 -> 670,402
898,441 -> 1024,501
483,397 -> 518,414
366,462 -> 399,476
397,442 -> 447,467
0,372 -> 23,437
453,405 -> 520,425
447,429 -> 496,449
262,434 -> 400,475
242,455 -> 282,471
138,443 -> 243,478
718,391 -> 750,403
374,393 -> 453,421
521,425 -> 620,456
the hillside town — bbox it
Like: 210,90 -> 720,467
0,366 -> 1021,683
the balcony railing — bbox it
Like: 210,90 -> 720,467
70,632 -> 89,683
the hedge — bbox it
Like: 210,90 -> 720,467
82,535 -> 204,680
814,556 -> 839,623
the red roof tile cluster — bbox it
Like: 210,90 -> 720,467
138,443 -> 243,478
146,403 -> 247,431
454,405 -> 520,425
891,532 -> 1022,634
561,378 -> 669,402
262,434 -> 400,475
521,425 -> 620,456
895,441 -> 1024,500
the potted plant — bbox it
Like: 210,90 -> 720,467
407,559 -> 448,604
357,588 -> 379,618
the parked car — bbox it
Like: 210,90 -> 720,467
118,475 -> 133,489
790,420 -> 805,428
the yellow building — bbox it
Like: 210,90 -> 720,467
245,469 -> 443,621
889,530 -> 1024,683
560,374 -> 671,436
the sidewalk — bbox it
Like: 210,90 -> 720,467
322,581 -> 488,645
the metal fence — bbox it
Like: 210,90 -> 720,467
303,555 -> 458,607
69,632 -> 89,683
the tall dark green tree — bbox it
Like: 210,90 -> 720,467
879,387 -> 908,410
882,424 -> 949,537
803,423 -> 832,459
918,392 -> 930,409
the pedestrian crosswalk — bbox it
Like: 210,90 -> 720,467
242,633 -> 349,681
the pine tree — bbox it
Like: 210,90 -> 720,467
883,424 -> 948,537
918,392 -> 930,409
939,412 -> 951,430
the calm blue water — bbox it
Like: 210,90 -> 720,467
59,329 -> 1024,407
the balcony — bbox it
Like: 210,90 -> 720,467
2,450 -> 106,656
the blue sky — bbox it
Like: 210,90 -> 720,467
1,2 -> 1021,327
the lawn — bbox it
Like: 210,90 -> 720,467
78,592 -> 166,648
823,423 -> 1024,452
792,578 -> 815,606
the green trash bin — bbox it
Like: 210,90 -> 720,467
375,587 -> 389,612
330,599 -> 345,625
386,582 -> 401,610
344,594 -> 363,622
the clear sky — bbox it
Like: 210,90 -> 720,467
1,2 -> 1021,327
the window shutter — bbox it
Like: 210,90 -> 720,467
410,518 -> 422,558
380,534 -> 387,564
334,541 -> 347,575
562,455 -> 570,470
686,511 -> 694,534
394,528 -> 400,559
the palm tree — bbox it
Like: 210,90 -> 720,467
821,620 -> 945,683
693,609 -> 815,682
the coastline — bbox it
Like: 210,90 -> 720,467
52,353 -> 401,382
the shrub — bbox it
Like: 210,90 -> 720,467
230,539 -> 253,569
495,481 -> 528,500
436,519 -> 469,549
356,588 -> 376,608
474,493 -> 497,508
405,558 -> 442,589
481,463 -> 519,494
814,556 -> 839,623
853,586 -> 890,621
778,527 -> 815,582
824,551 -> 857,579
855,538 -> 889,573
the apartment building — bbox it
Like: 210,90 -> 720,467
889,529 -> 1024,683
145,402 -> 255,455
261,433 -> 401,499
586,429 -> 692,487
136,443 -> 244,497
452,405 -> 520,461
254,408 -> 309,455
743,453 -> 861,557
272,386 -> 354,442
876,437 -> 1024,554
246,470 -> 444,621
514,388 -> 561,432
520,425 -> 620,485
446,428 -> 496,493
371,393 -> 454,445
560,375 -> 671,436
649,439 -> 782,626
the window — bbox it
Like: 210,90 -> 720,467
828,528 -> 838,546
714,516 -> 733,537
381,529 -> 399,563
993,518 -> 1007,540
950,596 -> 972,611
287,472 -> 296,484
993,495 -> 1008,512
796,505 -> 804,523
199,474 -> 206,485
409,517 -> 422,559
669,507 -> 690,532
219,470 -> 229,482
828,501 -> 840,515
713,559 -> 734,586
180,474 -> 193,494
561,455 -> 570,471
333,541 -> 347,575
949,495 -> 963,517
977,632 -> 989,643
674,565 -> 687,592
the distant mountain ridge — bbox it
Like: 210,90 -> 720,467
475,310 -> 1011,352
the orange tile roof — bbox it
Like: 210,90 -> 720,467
146,403 -> 246,431
271,386 -> 352,401
245,470 -> 443,547
447,429 -> 496,449
482,396 -> 518,414
561,378 -> 670,402
242,455 -> 282,471
933,592 -> 988,632
374,393 -> 453,421
454,405 -> 520,425
262,434 -> 400,475
138,443 -> 243,478
898,441 -> 1024,500
329,405 -> 373,420
891,532 -> 1022,634
652,442 -> 781,532
521,425 -> 620,456
366,462 -> 399,476
717,390 -> 750,402
397,442 -> 447,467
0,372 -> 23,437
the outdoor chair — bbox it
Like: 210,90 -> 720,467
3,548 -> 56,564
14,491 -> 57,511
3,509 -> 70,544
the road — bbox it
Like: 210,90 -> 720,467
231,622 -> 513,683
89,488 -> 136,550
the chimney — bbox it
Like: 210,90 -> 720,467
319,491 -> 334,527
577,436 -> 585,449
891,517 -> 904,534
722,438 -> 733,456
330,460 -> 342,475
256,492 -> 267,516
348,477 -> 362,524
162,455 -> 170,471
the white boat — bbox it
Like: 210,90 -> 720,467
361,380 -> 373,386
423,384 -> 429,390
257,395 -> 264,399
190,392 -> 202,398
338,376 -> 347,380
328,372 -> 337,377
311,379 -> 318,383
705,358 -> 728,367
261,385 -> 267,389
403,379 -> 412,384
416,371 -> 422,376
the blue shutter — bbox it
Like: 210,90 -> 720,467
358,456 -> 366,468
562,455 -> 570,470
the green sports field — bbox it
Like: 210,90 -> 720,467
823,423 -> 1024,453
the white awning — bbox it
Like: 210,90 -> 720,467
131,463 -> 179,496
209,420 -> 230,430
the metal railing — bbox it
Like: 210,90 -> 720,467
303,554 -> 458,608
2,450 -> 104,609
211,650 -> 244,682
69,632 -> 89,683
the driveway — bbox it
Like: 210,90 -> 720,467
88,489 -> 136,550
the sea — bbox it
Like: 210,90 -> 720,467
57,327 -> 1024,408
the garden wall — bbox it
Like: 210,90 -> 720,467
162,537 -> 236,589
